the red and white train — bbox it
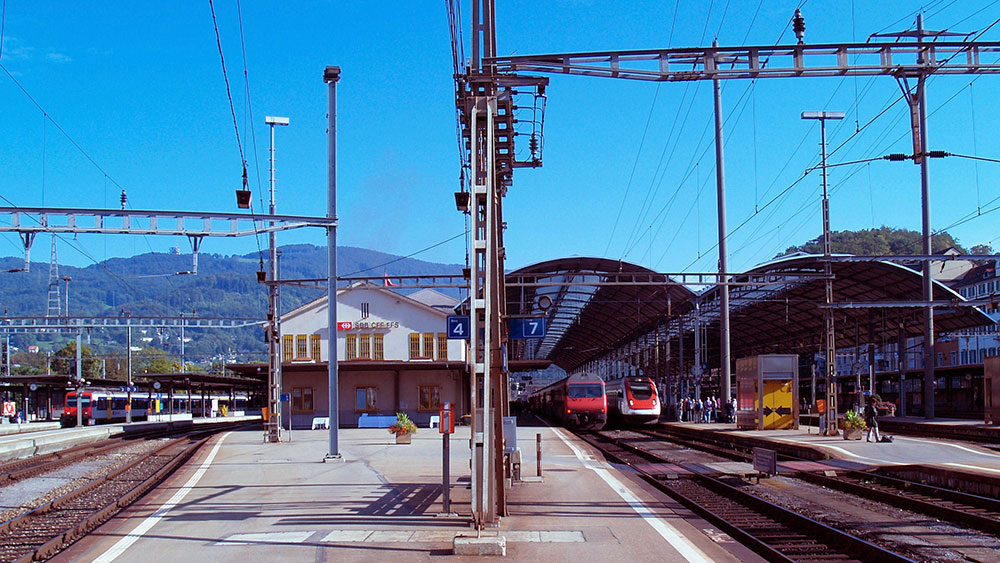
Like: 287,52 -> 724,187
61,388 -> 248,427
605,376 -> 660,426
527,372 -> 607,429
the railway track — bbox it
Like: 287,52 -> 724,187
580,431 -> 914,563
0,426 -> 236,562
798,470 -> 1000,536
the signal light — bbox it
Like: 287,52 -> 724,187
236,189 -> 252,209
566,409 -> 571,414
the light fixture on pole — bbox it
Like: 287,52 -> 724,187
265,115 -> 289,442
802,110 -> 844,436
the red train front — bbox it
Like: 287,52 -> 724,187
62,390 -> 94,427
605,376 -> 660,426
529,372 -> 607,429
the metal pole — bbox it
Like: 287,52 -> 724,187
536,432 -> 542,477
324,65 -> 342,461
126,322 -> 132,423
712,59 -> 732,404
266,115 -> 288,442
803,110 -> 844,435
76,331 -> 83,428
898,321 -> 907,417
916,15 -> 935,419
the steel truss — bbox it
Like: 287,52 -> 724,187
488,41 -> 1000,82
0,316 -> 262,331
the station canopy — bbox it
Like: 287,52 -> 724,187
505,257 -> 695,371
506,254 -> 995,373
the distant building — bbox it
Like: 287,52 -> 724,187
278,283 -> 467,428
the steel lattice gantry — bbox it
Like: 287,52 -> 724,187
486,31 -> 1000,421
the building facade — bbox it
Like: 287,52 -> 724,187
278,284 -> 467,429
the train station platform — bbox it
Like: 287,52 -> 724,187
0,415 -> 260,462
56,425 -> 763,562
659,419 -> 1000,478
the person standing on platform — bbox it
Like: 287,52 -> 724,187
864,396 -> 881,443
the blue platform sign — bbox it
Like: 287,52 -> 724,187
447,315 -> 471,340
119,386 -> 138,393
509,317 -> 546,339
280,393 -> 291,402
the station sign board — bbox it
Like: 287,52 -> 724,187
446,315 -> 471,340
119,386 -> 139,393
508,317 -> 546,339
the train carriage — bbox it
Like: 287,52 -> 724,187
528,372 -> 607,429
605,376 -> 660,426
61,388 -> 248,427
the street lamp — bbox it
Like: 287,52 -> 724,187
265,115 -> 289,442
802,110 -> 844,436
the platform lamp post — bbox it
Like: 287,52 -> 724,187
324,66 -> 342,461
802,110 -> 844,436
265,115 -> 289,442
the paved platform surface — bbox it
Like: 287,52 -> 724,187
56,426 -> 763,562
664,420 -> 1000,476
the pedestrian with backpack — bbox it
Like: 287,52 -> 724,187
864,396 -> 881,443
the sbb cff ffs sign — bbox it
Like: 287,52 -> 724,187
337,322 -> 353,331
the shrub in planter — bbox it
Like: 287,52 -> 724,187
388,412 -> 418,436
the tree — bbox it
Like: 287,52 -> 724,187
135,347 -> 181,374
970,244 -> 994,255
781,227 -> 965,257
51,341 -> 101,380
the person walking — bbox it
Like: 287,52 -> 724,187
864,396 -> 881,443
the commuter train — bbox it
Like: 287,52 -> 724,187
528,372 -> 607,429
605,376 -> 660,426
61,388 -> 248,427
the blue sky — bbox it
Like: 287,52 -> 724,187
2,1 -> 999,277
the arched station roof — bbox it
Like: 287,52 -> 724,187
505,257 -> 695,371
694,254 -> 995,362
506,254 -> 995,373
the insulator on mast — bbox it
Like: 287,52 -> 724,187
793,9 -> 806,44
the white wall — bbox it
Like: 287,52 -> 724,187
280,287 -> 466,362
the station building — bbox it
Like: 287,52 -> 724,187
278,283 -> 467,429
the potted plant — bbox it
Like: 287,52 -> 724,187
842,409 -> 867,440
388,412 -> 418,444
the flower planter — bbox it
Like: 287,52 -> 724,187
394,432 -> 412,444
843,428 -> 864,440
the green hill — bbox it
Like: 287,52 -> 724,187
0,244 -> 463,361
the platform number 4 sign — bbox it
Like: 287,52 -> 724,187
447,315 -> 471,340
509,318 -> 546,339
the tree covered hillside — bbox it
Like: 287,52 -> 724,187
0,244 -> 462,361
779,227 -> 989,257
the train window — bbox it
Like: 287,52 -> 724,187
567,384 -> 602,399
629,382 -> 654,400
418,385 -> 441,411
66,395 -> 91,407
355,386 -> 377,412
97,397 -> 109,409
